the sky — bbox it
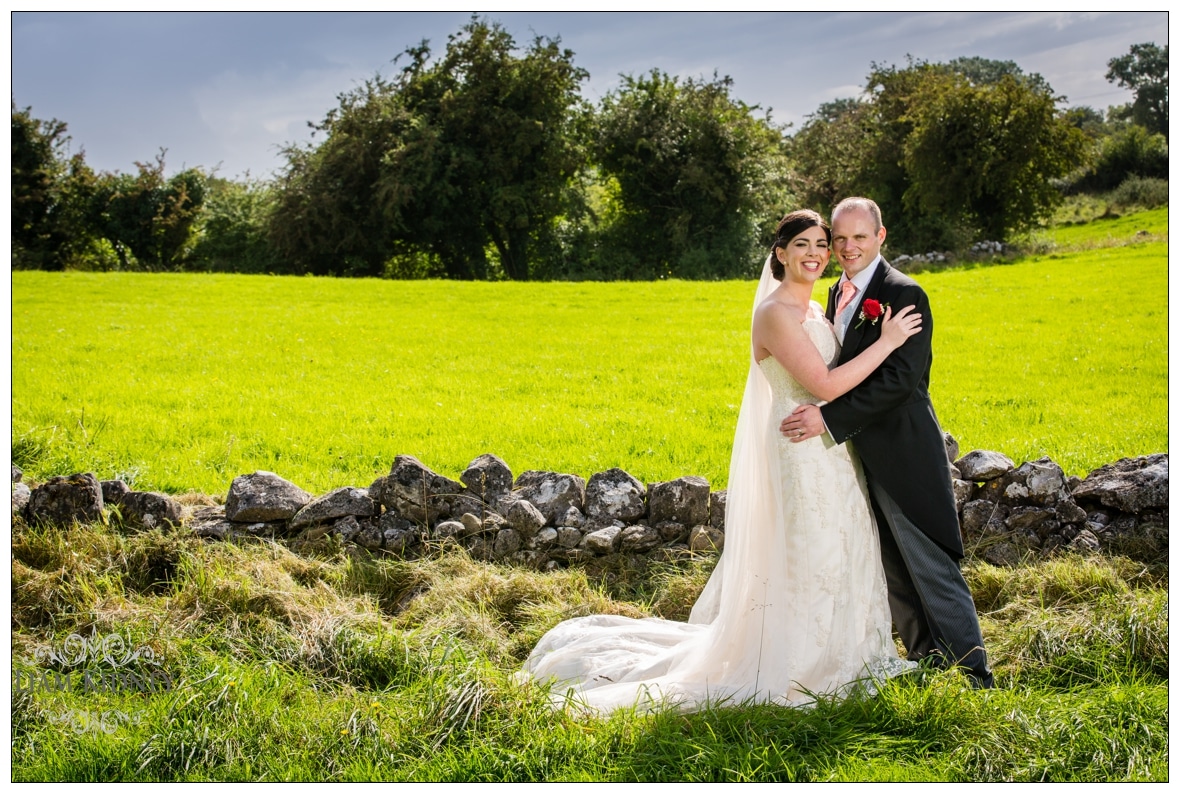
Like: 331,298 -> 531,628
8,9 -> 1172,180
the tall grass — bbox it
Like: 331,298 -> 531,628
10,519 -> 1168,782
10,211 -> 1166,495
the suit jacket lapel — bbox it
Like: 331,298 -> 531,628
839,261 -> 890,362
825,281 -> 839,323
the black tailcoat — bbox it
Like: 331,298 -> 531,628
821,260 -> 963,559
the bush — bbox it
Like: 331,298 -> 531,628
1107,176 -> 1169,211
1070,125 -> 1168,193
188,177 -> 283,273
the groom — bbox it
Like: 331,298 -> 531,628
781,197 -> 993,688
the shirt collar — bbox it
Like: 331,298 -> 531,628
840,254 -> 882,291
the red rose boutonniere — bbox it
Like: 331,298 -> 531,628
855,299 -> 889,330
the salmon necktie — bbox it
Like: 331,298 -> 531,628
836,279 -> 858,316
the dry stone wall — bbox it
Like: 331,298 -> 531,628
11,438 -> 1169,569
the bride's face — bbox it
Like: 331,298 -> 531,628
776,227 -> 831,284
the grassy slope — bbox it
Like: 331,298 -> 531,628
10,211 -> 1167,495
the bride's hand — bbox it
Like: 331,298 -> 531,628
880,305 -> 922,348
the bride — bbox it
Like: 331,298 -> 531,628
519,210 -> 920,712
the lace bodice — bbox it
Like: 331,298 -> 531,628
757,305 -> 840,409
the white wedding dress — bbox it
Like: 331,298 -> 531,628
519,265 -> 913,714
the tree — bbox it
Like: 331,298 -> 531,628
592,69 -> 790,278
271,17 -> 589,280
1106,42 -> 1168,139
189,176 -> 283,273
91,151 -> 207,270
11,104 -> 98,270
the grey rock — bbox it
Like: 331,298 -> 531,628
1069,528 -> 1102,553
465,536 -> 493,562
382,525 -> 418,555
26,472 -> 104,526
1055,500 -> 1088,525
375,455 -> 464,524
432,520 -> 466,542
378,512 -> 414,534
581,515 -> 624,534
226,471 -> 311,522
580,525 -> 623,554
12,482 -> 31,516
584,468 -> 647,522
289,487 -> 376,530
117,491 -> 184,530
506,499 -> 546,536
1003,482 -> 1030,503
960,500 -> 1004,538
555,527 -> 583,548
689,525 -> 725,553
101,479 -> 131,505
655,520 -> 687,543
944,432 -> 960,464
557,506 -> 585,529
619,524 -> 661,553
493,527 -> 523,558
459,512 -> 484,537
709,489 -> 727,530
952,479 -> 974,511
955,450 -> 1015,481
460,453 -> 514,505
12,465 -> 22,483
1016,458 -> 1071,506
982,541 -> 1021,567
357,524 -> 384,551
529,527 -> 559,552
190,505 -> 230,540
1066,475 -> 1084,492
1072,454 -> 1168,513
481,512 -> 506,533
949,465 -> 962,480
648,476 -> 710,527
1005,507 -> 1057,538
513,470 -> 586,525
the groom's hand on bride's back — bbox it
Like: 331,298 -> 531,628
780,404 -> 825,443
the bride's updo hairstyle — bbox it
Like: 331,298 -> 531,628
770,209 -> 831,280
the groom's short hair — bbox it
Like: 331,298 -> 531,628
832,197 -> 883,232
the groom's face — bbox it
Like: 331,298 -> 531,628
831,208 -> 886,278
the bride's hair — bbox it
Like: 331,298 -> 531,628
770,209 -> 831,280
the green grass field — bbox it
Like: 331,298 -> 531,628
9,209 -> 1169,782
10,210 -> 1167,495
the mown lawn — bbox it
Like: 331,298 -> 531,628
10,211 -> 1167,496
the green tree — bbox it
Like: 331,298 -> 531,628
592,69 -> 790,279
92,152 -> 207,270
189,176 -> 283,273
271,17 -> 588,280
11,104 -> 98,270
1106,42 -> 1168,139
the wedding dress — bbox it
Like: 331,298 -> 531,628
519,259 -> 913,713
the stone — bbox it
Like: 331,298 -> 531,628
944,432 -> 960,464
584,468 -> 647,522
432,520 -> 466,542
465,536 -> 493,562
26,472 -> 104,526
378,512 -> 415,534
12,482 -> 31,516
960,499 -> 1004,538
481,512 -> 506,533
982,541 -> 1021,567
375,455 -> 464,524
1055,500 -> 1088,525
116,491 -> 184,530
289,487 -> 376,530
1003,482 -> 1030,503
1072,454 -> 1168,514
954,450 -> 1015,481
190,505 -> 230,540
709,489 -> 727,531
619,524 -> 661,553
101,479 -> 131,505
460,453 -> 514,505
1005,506 -> 1056,534
12,465 -> 22,483
949,465 -> 962,480
555,527 -> 583,548
557,506 -> 585,529
952,479 -> 974,511
655,520 -> 687,543
506,499 -> 546,536
529,527 -> 559,552
689,525 -> 725,553
382,525 -> 418,555
512,470 -> 587,525
357,524 -> 384,551
493,527 -> 523,558
225,471 -> 311,522
1069,528 -> 1102,553
648,476 -> 710,527
459,512 -> 484,537
1015,458 -> 1071,506
579,525 -> 623,555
